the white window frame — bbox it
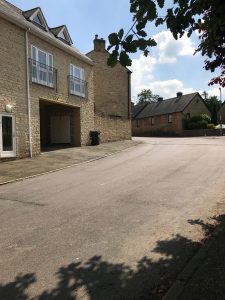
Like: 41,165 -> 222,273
0,114 -> 16,158
31,45 -> 54,88
69,64 -> 86,98
151,117 -> 155,125
168,114 -> 172,123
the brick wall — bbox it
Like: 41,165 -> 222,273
132,112 -> 183,136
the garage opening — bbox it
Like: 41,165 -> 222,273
39,100 -> 81,151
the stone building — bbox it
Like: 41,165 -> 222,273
0,1 -> 131,160
87,35 -> 132,143
132,92 -> 210,136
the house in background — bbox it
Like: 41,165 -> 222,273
0,0 -> 131,160
218,102 -> 225,124
132,92 -> 210,136
87,35 -> 131,143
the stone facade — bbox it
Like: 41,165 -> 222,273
95,113 -> 131,142
0,4 -> 94,159
87,36 -> 131,142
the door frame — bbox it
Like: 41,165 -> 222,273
0,113 -> 16,158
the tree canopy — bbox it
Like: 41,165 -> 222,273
107,0 -> 225,87
137,89 -> 159,104
203,93 -> 222,124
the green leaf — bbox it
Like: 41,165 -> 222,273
138,30 -> 147,37
118,28 -> 124,39
107,50 -> 119,67
119,51 -> 132,66
108,33 -> 120,46
156,0 -> 165,8
155,17 -> 164,26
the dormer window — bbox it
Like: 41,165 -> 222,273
23,8 -> 48,31
58,31 -> 67,40
50,25 -> 73,45
33,14 -> 42,26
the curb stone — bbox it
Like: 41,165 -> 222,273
163,223 -> 225,300
0,143 -> 141,186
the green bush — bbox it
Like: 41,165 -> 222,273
186,114 -> 211,130
201,114 -> 211,123
207,123 -> 215,129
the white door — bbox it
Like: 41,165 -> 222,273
0,114 -> 16,158
50,115 -> 71,144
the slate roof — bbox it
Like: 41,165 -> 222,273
135,92 -> 199,119
132,103 -> 148,118
0,0 -> 93,65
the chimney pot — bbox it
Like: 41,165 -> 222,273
177,92 -> 183,97
158,97 -> 163,102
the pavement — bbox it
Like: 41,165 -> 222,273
0,139 -> 141,185
0,138 -> 225,300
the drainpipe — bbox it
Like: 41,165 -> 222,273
25,28 -> 33,157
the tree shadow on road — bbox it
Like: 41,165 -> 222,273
1,215 -> 225,300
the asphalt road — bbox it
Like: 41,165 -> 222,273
1,137 -> 225,299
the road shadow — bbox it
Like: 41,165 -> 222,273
1,215 -> 225,300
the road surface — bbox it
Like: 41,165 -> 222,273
1,137 -> 225,299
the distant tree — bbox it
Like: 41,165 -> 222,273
137,89 -> 159,104
204,95 -> 222,124
202,91 -> 208,101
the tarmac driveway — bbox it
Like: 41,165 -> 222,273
1,137 -> 225,299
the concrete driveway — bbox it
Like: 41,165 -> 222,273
1,137 -> 225,299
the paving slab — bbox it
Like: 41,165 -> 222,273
0,140 -> 141,184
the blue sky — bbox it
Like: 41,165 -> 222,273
9,0 -> 225,101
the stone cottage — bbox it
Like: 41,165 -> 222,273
132,92 -> 210,136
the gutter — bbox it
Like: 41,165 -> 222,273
25,27 -> 32,157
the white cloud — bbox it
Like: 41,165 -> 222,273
152,31 -> 195,64
131,54 -> 196,100
131,55 -> 157,98
148,79 -> 195,99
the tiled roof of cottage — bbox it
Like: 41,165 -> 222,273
134,93 -> 199,119
0,0 -> 93,65
132,103 -> 148,118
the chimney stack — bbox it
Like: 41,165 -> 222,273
158,97 -> 163,102
94,34 -> 106,52
177,92 -> 183,97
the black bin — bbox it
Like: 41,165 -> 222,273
90,131 -> 100,146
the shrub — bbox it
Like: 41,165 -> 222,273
207,123 -> 215,129
186,114 -> 211,130
201,114 -> 211,123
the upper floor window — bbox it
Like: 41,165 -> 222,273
151,117 -> 155,125
69,64 -> 86,98
31,46 -> 55,88
168,114 -> 172,123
